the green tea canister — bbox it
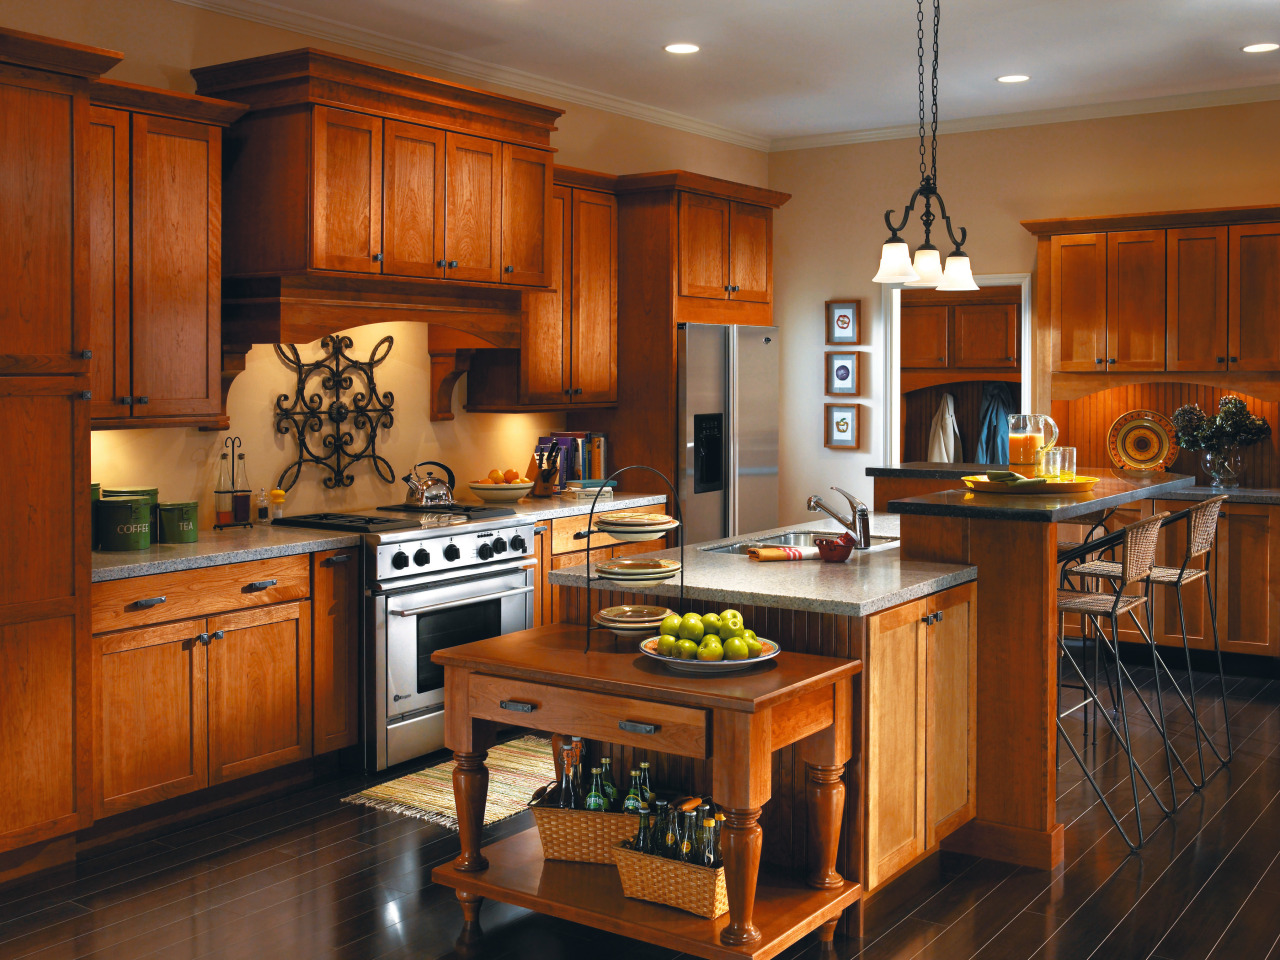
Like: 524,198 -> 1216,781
156,501 -> 199,543
96,496 -> 152,551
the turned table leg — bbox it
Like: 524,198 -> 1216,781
806,763 -> 846,889
455,889 -> 484,949
453,750 -> 489,872
720,807 -> 763,946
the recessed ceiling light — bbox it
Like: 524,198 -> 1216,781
997,74 -> 1030,83
1243,42 -> 1278,53
664,43 -> 700,54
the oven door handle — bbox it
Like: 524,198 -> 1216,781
391,585 -> 535,617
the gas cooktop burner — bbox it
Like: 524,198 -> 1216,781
271,513 -> 420,533
377,503 -> 516,519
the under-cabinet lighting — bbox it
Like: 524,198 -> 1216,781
664,43 -> 700,54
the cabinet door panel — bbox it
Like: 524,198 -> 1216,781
1229,223 -> 1280,372
520,186 -> 569,404
679,194 -> 729,299
1217,505 -> 1280,657
97,619 -> 207,815
312,106 -> 381,273
501,144 -> 552,286
87,106 -> 131,419
130,115 -> 221,417
900,305 -> 949,368
382,119 -> 445,279
312,549 -> 360,754
1107,230 -> 1165,372
952,303 -> 1018,368
728,202 -> 770,302
1052,234 -> 1107,372
865,599 -> 927,890
208,602 -> 312,783
926,587 -> 975,846
1167,227 -> 1228,372
445,133 -> 502,283
571,189 -> 618,403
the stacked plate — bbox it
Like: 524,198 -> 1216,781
593,557 -> 682,587
592,604 -> 676,638
596,511 -> 681,543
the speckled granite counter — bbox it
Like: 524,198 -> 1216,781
547,513 -> 973,617
887,473 -> 1195,522
1147,485 -> 1280,505
92,493 -> 667,582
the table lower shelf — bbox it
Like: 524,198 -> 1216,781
431,828 -> 861,960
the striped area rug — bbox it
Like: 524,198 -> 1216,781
344,736 -> 554,829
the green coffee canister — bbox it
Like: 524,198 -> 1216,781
97,496 -> 152,551
103,486 -> 159,528
157,501 -> 199,544
90,483 -> 101,549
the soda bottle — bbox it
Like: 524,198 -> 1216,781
714,811 -> 726,863
654,799 -> 677,858
634,804 -> 652,854
600,756 -> 618,810
584,767 -> 607,811
638,761 -> 654,804
623,769 -> 643,814
556,743 -> 578,809
679,810 -> 699,862
569,737 -> 584,795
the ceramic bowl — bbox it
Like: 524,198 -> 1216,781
467,481 -> 534,502
814,534 -> 854,563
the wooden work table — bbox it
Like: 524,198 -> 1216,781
431,623 -> 863,960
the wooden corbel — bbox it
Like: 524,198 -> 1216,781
429,326 -> 496,421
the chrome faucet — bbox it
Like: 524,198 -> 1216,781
806,486 -> 872,549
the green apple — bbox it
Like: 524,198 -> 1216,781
659,614 -> 683,637
674,638 -> 699,660
720,609 -> 743,623
719,611 -> 746,640
742,628 -> 757,642
696,639 -> 724,662
722,637 -> 749,661
745,635 -> 764,658
700,612 -> 723,636
677,617 -> 705,642
655,634 -> 677,656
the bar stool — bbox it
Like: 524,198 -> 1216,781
1057,511 -> 1171,850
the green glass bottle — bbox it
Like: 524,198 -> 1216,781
654,799 -> 676,858
584,767 -> 607,811
634,804 -> 652,854
623,769 -> 643,814
638,760 -> 654,804
600,756 -> 618,810
679,810 -> 699,862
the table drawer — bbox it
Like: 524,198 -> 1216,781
92,555 -> 310,633
468,675 -> 708,759
550,503 -> 667,555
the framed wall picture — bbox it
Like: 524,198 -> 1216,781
825,351 -> 862,396
825,299 -> 862,345
825,404 -> 862,449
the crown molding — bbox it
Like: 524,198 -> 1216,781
770,83 -> 1280,152
171,0 -> 773,152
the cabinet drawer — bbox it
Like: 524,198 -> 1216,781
468,675 -> 707,759
550,503 -> 666,554
92,555 -> 310,633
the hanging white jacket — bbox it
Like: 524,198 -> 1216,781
927,393 -> 962,462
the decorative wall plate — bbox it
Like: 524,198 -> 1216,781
1107,410 -> 1178,471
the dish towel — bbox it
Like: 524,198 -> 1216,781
975,382 -> 1018,464
748,546 -> 821,562
927,393 -> 962,462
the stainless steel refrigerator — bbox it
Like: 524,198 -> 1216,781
676,323 -> 780,543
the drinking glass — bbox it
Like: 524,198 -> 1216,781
1042,448 -> 1062,479
1058,447 -> 1077,481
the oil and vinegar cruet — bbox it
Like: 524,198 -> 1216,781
214,436 -> 253,529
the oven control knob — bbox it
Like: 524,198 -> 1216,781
509,535 -> 527,554
477,542 -> 494,561
391,551 -> 410,570
492,537 -> 508,554
413,548 -> 430,567
443,543 -> 461,562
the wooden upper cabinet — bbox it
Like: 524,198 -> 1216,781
502,144 -> 553,286
520,186 -> 571,404
312,106 -> 382,273
382,119 -> 445,279
900,305 -> 949,368
1052,233 -> 1107,372
571,189 -> 618,403
1167,226 -> 1228,372
952,303 -> 1018,368
87,106 -> 130,419
1229,223 -> 1280,372
728,202 -> 771,302
679,193 -> 730,299
445,133 -> 503,283
1107,230 -> 1166,371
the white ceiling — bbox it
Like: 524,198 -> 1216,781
184,0 -> 1280,150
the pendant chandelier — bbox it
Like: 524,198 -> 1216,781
872,0 -> 977,290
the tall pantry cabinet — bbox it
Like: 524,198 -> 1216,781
0,29 -> 122,867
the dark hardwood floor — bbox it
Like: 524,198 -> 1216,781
0,665 -> 1277,960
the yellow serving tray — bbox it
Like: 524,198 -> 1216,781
961,475 -> 1101,494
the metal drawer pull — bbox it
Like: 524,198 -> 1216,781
134,596 -> 167,609
391,585 -> 534,617
500,700 -> 536,713
245,579 -> 277,591
619,720 -> 660,735
324,554 -> 351,564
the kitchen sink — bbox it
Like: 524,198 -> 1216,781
704,530 -> 900,555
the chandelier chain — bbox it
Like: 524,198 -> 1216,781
917,0 -> 926,182
930,0 -> 939,183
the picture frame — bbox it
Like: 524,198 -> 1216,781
824,404 -> 862,450
825,351 -> 862,396
825,299 -> 862,345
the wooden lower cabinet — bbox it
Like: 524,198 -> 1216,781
312,548 -> 360,753
1216,503 -> 1280,657
925,587 -> 977,845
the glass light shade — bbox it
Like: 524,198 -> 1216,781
904,247 -> 944,287
872,241 -> 919,283
936,252 -> 980,291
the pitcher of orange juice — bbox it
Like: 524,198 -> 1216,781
1008,414 -> 1059,476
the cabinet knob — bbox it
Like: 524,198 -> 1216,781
121,396 -> 133,406
723,285 -> 730,292
1230,356 -> 1239,363
1006,356 -> 1015,362
921,614 -> 934,625
1218,357 -> 1226,364
730,285 -> 740,293
81,349 -> 93,360
448,260 -> 459,269
372,253 -> 384,263
1107,358 -> 1117,365
196,632 -> 210,646
436,259 -> 447,268
1095,358 -> 1105,365
504,265 -> 515,273
573,388 -> 583,395
211,630 -> 224,641
80,390 -> 91,401
137,396 -> 149,405
934,610 -> 944,622
937,357 -> 944,362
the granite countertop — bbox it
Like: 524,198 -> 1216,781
547,512 -> 974,617
91,492 -> 668,583
867,462 -> 1002,479
1148,486 -> 1280,505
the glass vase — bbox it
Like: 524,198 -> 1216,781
1202,448 -> 1244,488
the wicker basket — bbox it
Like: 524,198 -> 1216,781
530,805 -> 636,863
612,843 -> 729,918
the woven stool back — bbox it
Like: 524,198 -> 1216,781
1121,511 -> 1169,586
1185,494 -> 1228,561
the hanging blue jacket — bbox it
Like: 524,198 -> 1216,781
976,382 -> 1018,464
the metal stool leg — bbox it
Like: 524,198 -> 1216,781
1175,581 -> 1208,787
1109,612 -> 1146,847
1146,588 -> 1181,811
1205,568 -> 1233,763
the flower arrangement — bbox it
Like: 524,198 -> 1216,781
1171,396 -> 1272,487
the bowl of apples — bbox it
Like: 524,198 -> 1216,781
469,468 -> 534,502
638,609 -> 779,674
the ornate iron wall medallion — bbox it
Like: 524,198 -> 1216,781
274,335 -> 395,490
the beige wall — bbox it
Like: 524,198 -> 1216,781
770,100 -> 1280,523
6,0 -> 767,521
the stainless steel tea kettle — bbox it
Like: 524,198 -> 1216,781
402,460 -> 456,506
